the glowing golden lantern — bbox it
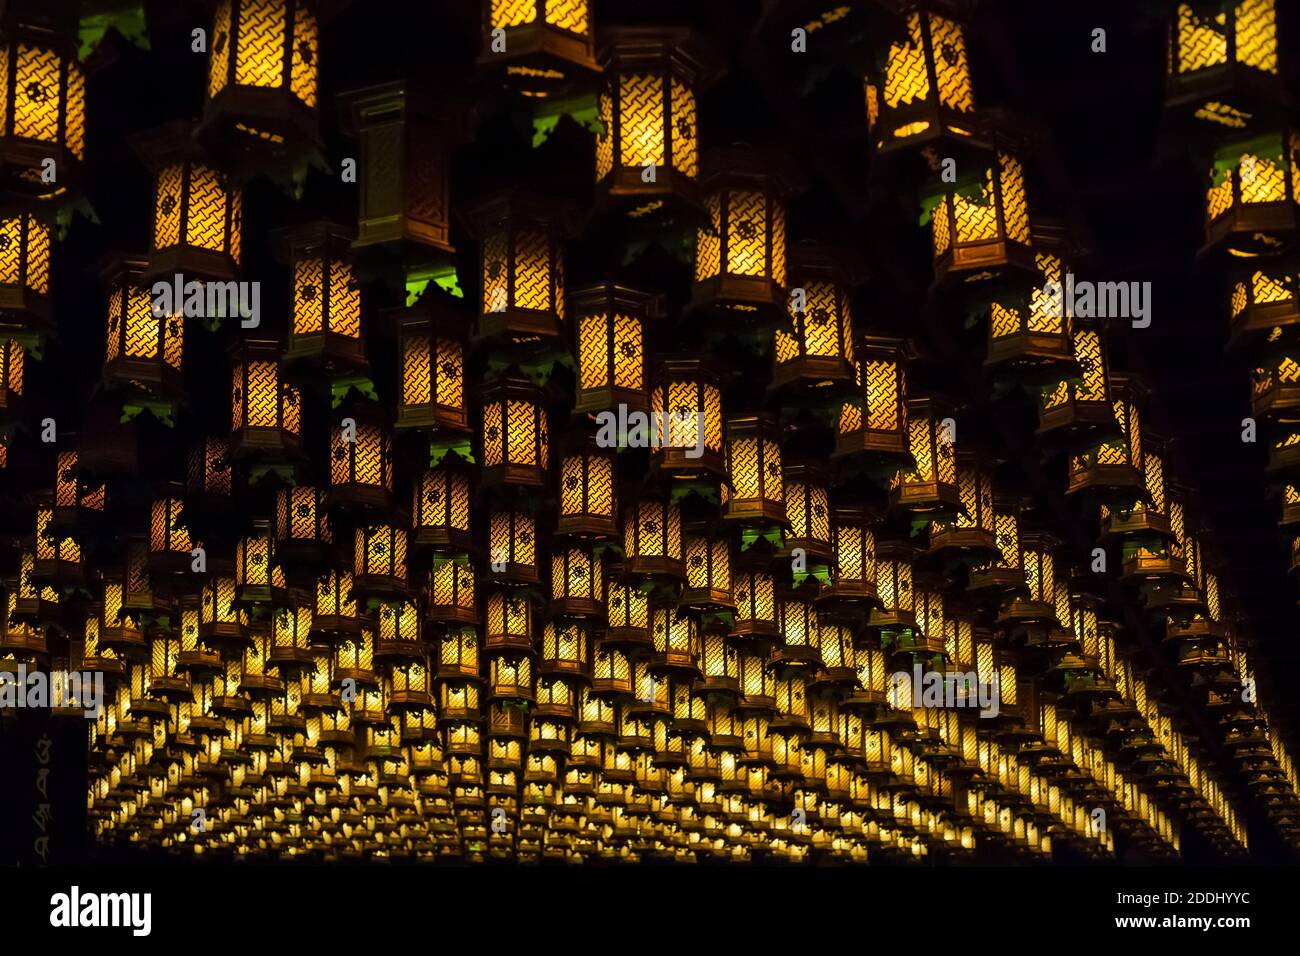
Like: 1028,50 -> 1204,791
648,601 -> 701,676
1038,315 -> 1115,437
775,594 -> 822,670
187,437 -> 234,507
0,336 -> 22,419
276,221 -> 365,372
230,340 -> 302,458
478,0 -> 597,98
928,449 -> 996,561
698,630 -> 740,696
554,439 -> 617,541
133,122 -> 242,282
604,571 -> 650,649
484,591 -> 533,653
996,529 -> 1060,639
1204,131 -> 1300,255
98,252 -> 186,399
32,498 -> 81,588
0,2 -> 85,199
353,523 -> 408,600
328,419 -> 393,511
570,281 -> 663,416
929,147 -> 1034,285
235,520 -> 287,609
201,0 -> 321,160
426,558 -> 477,629
410,466 -> 471,556
868,541 -> 917,637
782,462 -> 833,565
268,603 -> 315,674
890,397 -> 959,514
691,146 -> 795,322
487,507 -> 540,586
1066,373 -> 1145,499
312,568 -> 360,641
733,567 -> 778,641
773,243 -> 859,393
147,486 -> 195,579
680,531 -> 733,613
723,415 -> 785,524
1165,0 -> 1280,127
540,620 -> 591,681
649,356 -> 726,479
200,575 -> 248,653
591,640 -> 634,697
864,4 -> 977,155
395,287 -> 470,434
487,647 -> 534,704
470,192 -> 573,342
551,545 -> 605,619
985,230 -> 1076,377
818,506 -> 878,618
273,485 -> 331,578
622,497 -> 684,582
593,27 -> 720,216
835,335 -> 909,463
481,373 -> 549,487
0,209 -> 50,334
1251,352 -> 1300,420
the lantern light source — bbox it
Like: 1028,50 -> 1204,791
835,335 -> 909,461
556,437 -> 618,541
1204,130 -> 1300,256
477,0 -> 598,99
411,465 -> 473,554
353,522 -> 409,600
99,254 -> 184,400
985,223 -> 1078,377
230,340 -> 302,460
200,0 -> 322,164
929,144 -> 1034,285
0,336 -> 25,421
890,396 -> 960,515
480,372 -> 550,488
649,355 -> 726,479
0,1 -> 85,201
273,485 -> 331,579
0,208 -> 51,336
1164,0 -> 1281,128
328,417 -> 394,512
276,221 -> 366,374
723,414 -> 785,524
395,285 -> 470,434
773,242 -> 859,395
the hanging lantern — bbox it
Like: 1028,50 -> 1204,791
411,465 -> 472,554
312,568 -> 360,642
604,570 -> 651,650
691,146 -> 796,324
477,0 -> 598,98
928,146 -> 1034,285
551,545 -> 604,619
1037,316 -> 1115,438
0,209 -> 50,337
235,520 -> 288,608
1066,373 -> 1145,500
781,462 -> 833,566
469,192 -> 573,343
49,448 -> 105,540
132,122 -> 242,283
570,281 -> 663,416
328,418 -> 393,511
276,221 -> 366,374
773,243 -> 859,395
353,523 -> 408,600
0,336 -> 22,421
427,559 -> 477,630
147,485 -> 195,580
540,620 -> 591,682
273,485 -> 331,579
890,397 -> 959,515
98,254 -> 184,399
593,27 -> 720,217
985,226 -> 1077,378
996,529 -> 1060,640
1204,130 -> 1300,255
863,3 -> 979,156
835,335 -> 910,461
556,438 -> 618,541
775,594 -> 823,670
269,603 -> 316,675
818,506 -> 879,619
480,373 -> 549,488
723,414 -> 785,524
868,541 -> 917,637
230,340 -> 302,459
1165,0 -> 1281,128
200,575 -> 249,653
622,497 -> 684,582
1250,352 -> 1300,420
1228,261 -> 1300,355
649,603 -> 702,676
0,1 -> 85,201
200,0 -> 321,163
733,567 -> 778,641
486,507 -> 540,586
33,498 -> 81,589
395,285 -> 470,434
680,530 -> 733,614
649,356 -> 726,479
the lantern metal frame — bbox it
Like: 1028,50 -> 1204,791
929,144 -> 1035,285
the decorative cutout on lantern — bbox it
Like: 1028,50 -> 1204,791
1204,131 -> 1300,256
427,558 -> 476,629
929,450 -> 997,558
235,520 -> 287,608
0,2 -> 85,200
1038,315 -> 1115,438
276,221 -> 366,373
478,0 -> 598,98
604,569 -> 650,649
481,373 -> 549,487
593,26 -> 721,217
1227,262 -> 1300,352
927,147 -> 1034,285
0,209 -> 50,336
781,462 -> 833,567
819,506 -> 879,619
0,336 -> 24,421
147,486 -> 195,579
679,530 -> 733,613
691,146 -> 797,324
132,122 -> 242,283
200,0 -> 322,164
312,568 -> 360,641
649,602 -> 701,675
230,340 -> 301,459
869,541 -> 917,637
1165,0 -> 1281,128
555,438 -> 618,540
864,4 -> 978,155
469,191 -> 573,342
